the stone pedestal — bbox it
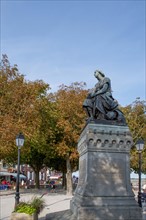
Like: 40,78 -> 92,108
70,123 -> 142,220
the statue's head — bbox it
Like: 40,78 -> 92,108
94,70 -> 105,80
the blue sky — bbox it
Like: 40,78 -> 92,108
1,0 -> 145,106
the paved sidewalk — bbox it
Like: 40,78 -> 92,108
1,189 -> 146,220
0,188 -> 73,220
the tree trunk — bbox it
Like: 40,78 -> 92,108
34,169 -> 40,189
66,157 -> 72,195
62,172 -> 66,189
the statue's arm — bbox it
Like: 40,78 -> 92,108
91,83 -> 108,98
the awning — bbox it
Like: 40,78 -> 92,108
0,171 -> 11,176
49,175 -> 62,180
0,171 -> 26,179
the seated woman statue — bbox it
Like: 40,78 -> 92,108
83,70 -> 126,124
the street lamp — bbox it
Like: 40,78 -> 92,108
136,139 -> 144,207
15,132 -> 25,206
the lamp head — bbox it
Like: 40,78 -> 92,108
16,133 -> 25,148
136,139 -> 144,152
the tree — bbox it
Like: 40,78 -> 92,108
0,55 -> 57,188
53,82 -> 87,195
21,97 -> 58,189
121,98 -> 146,173
24,145 -> 46,189
0,55 -> 50,159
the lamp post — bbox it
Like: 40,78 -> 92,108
136,139 -> 144,207
15,133 -> 25,206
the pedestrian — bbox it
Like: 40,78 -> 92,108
50,180 -> 56,193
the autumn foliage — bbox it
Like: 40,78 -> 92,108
0,55 -> 146,192
121,99 -> 146,173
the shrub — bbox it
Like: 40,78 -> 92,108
14,202 -> 36,215
14,196 -> 45,215
30,196 -> 45,214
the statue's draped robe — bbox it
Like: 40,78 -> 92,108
83,77 -> 118,118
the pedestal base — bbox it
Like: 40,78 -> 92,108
71,194 -> 142,220
70,123 -> 142,220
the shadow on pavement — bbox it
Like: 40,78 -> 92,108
45,210 -> 76,220
45,197 -> 71,208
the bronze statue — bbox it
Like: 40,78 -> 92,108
83,70 -> 126,124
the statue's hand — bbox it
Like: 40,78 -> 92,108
91,92 -> 99,98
